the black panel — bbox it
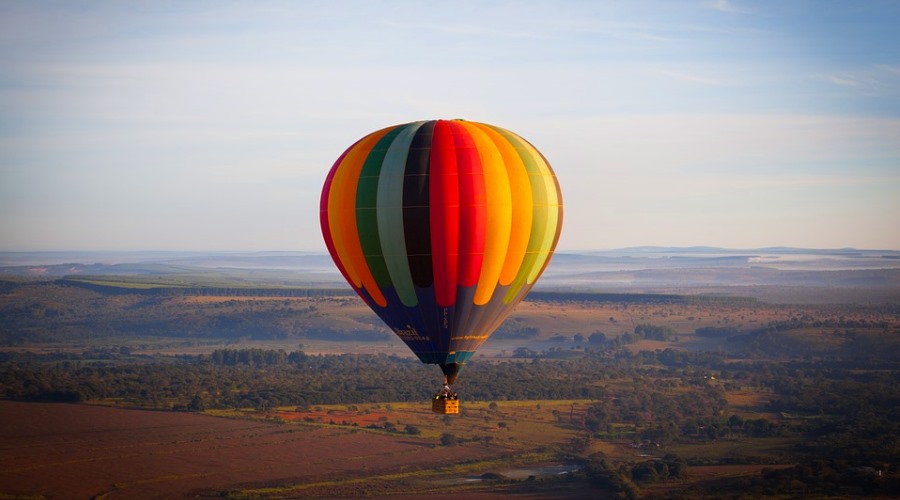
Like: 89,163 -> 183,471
403,121 -> 435,287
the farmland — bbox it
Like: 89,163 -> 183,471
0,400 -> 520,499
1,266 -> 899,497
0,398 -> 807,498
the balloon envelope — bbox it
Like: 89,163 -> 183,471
320,119 -> 563,383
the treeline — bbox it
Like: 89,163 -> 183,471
0,347 -> 728,410
727,328 -> 898,361
493,318 -> 540,339
580,454 -> 689,498
689,317 -> 900,362
528,291 -> 690,304
0,349 -> 607,409
512,324 -> 678,358
209,348 -> 306,366
686,459 -> 900,498
57,278 -> 356,297
0,281 -> 379,344
528,290 -> 759,306
698,317 -> 894,339
4,346 -> 897,459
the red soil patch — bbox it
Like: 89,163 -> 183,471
688,463 -> 793,479
272,408 -> 393,427
0,401 -> 499,499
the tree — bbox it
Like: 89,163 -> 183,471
188,395 -> 205,411
589,331 -> 607,345
440,433 -> 457,446
631,462 -> 659,483
513,347 -> 536,358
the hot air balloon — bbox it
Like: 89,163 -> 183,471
320,119 -> 562,413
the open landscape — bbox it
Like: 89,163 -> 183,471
5,1 -> 900,498
1,249 -> 899,498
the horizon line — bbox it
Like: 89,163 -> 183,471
2,246 -> 900,254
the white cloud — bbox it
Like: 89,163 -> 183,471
656,69 -> 722,85
821,74 -> 863,87
814,64 -> 900,96
708,0 -> 746,14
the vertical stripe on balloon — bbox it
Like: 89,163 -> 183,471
321,145 -> 355,291
326,127 -> 392,307
404,122 -> 436,289
519,139 -> 562,283
429,121 -> 460,307
450,121 -> 487,289
473,123 -> 532,288
357,126 -> 404,289
492,126 -> 553,304
455,122 -> 509,306
378,122 -> 423,307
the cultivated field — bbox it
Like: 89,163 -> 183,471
0,395 -> 825,498
0,401 -> 565,498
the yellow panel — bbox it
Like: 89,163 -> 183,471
470,123 -> 533,286
519,141 -> 562,283
456,121 -> 511,305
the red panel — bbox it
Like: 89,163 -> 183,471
450,121 -> 486,287
429,121 -> 460,307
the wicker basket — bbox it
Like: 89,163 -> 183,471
432,397 -> 460,414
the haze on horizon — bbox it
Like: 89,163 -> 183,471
2,1 -> 899,253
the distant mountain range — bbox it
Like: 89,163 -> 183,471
578,246 -> 898,256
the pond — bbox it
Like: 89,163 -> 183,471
436,463 -> 581,485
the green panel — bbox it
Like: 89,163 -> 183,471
357,127 -> 404,287
377,122 -> 424,307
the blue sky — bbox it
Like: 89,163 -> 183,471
1,0 -> 898,251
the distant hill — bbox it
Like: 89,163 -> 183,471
2,248 -> 899,293
0,252 -> 337,280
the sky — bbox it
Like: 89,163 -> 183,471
1,1 -> 899,252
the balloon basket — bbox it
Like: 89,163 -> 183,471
432,395 -> 460,415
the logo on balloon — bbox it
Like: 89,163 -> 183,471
394,324 -> 428,341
